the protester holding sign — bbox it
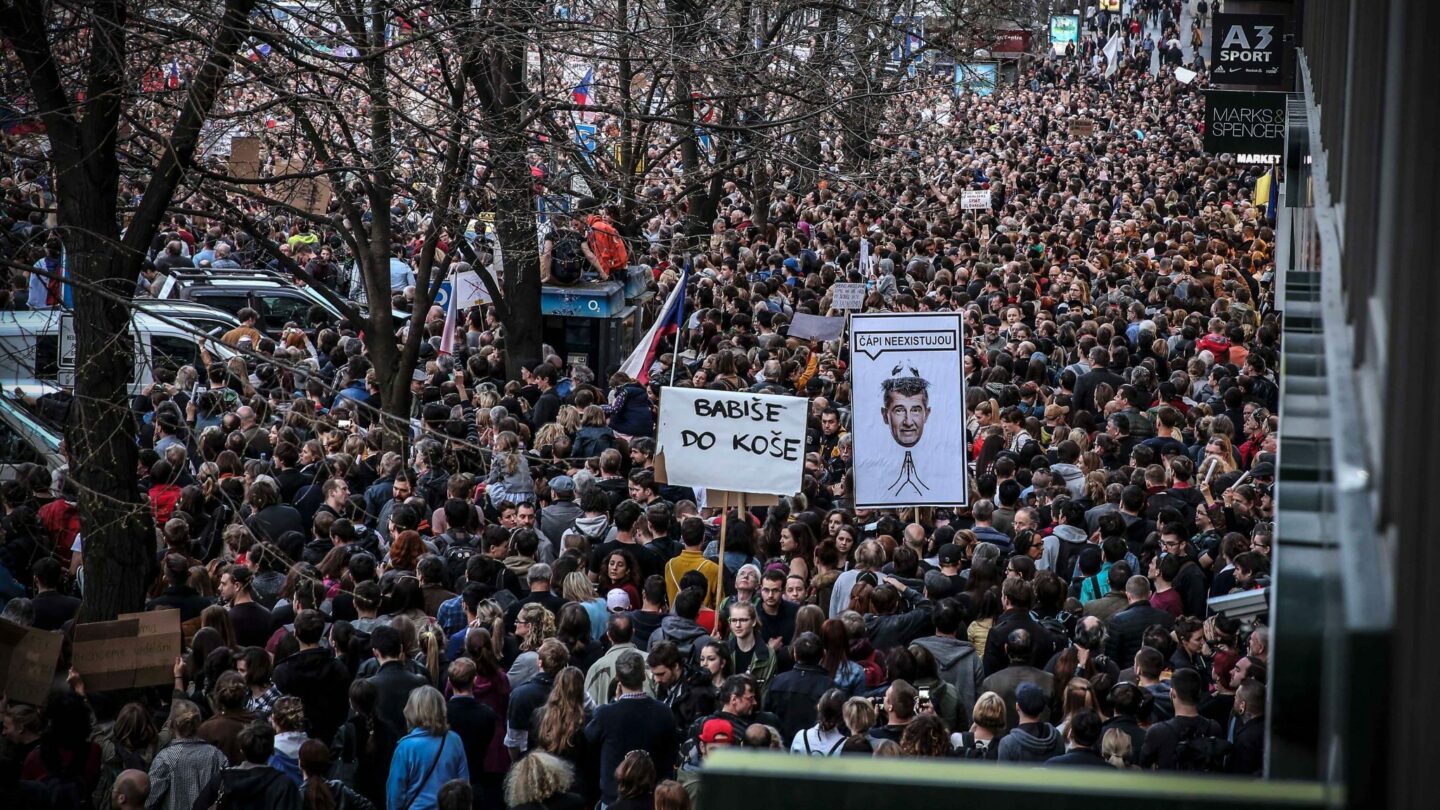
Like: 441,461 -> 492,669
0,3 -> 1282,801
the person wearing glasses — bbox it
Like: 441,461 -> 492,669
722,601 -> 776,699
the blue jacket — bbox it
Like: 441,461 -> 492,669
386,729 -> 469,810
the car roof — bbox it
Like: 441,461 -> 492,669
134,299 -> 242,324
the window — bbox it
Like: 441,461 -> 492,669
189,292 -> 250,317
33,336 -> 59,380
256,293 -> 313,332
150,335 -> 200,376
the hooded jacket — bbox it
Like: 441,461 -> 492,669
1044,524 -> 1090,577
193,764 -> 302,810
502,554 -> 537,577
654,614 -> 714,662
911,635 -> 984,716
997,722 -> 1066,763
273,646 -> 352,743
268,730 -> 307,785
1050,463 -> 1086,499
565,513 -> 618,546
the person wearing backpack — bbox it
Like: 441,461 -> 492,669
541,213 -> 592,286
579,200 -> 629,281
1140,667 -> 1227,771
790,689 -> 847,756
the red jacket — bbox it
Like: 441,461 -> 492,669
1196,333 -> 1232,363
38,498 -> 80,562
149,483 -> 183,525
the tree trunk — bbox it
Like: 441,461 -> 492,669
65,213 -> 157,622
493,134 -> 543,379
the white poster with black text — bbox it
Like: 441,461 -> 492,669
655,388 -> 808,496
849,312 -> 968,508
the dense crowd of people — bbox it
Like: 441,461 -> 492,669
1,2 -> 1278,808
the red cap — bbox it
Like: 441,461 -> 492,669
700,718 -> 734,745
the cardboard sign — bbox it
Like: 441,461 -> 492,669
961,189 -> 991,210
831,282 -> 866,311
788,313 -> 846,342
72,617 -> 140,692
119,609 -> 182,688
0,619 -> 62,706
1068,119 -> 1097,138
655,388 -> 807,496
229,136 -> 261,179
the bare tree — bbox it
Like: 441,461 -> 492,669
1,0 -> 257,619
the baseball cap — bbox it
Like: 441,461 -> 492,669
1016,682 -> 1048,717
549,475 -> 576,494
700,718 -> 734,745
937,543 -> 964,567
605,588 -> 632,612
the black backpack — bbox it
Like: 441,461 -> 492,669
549,229 -> 585,284
442,536 -> 483,590
955,732 -> 999,760
1175,720 -> 1233,772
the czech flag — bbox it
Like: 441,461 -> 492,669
165,58 -> 182,89
438,271 -> 458,356
620,263 -> 688,384
247,42 -> 272,62
572,67 -> 594,107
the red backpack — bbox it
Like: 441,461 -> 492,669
586,217 -> 628,275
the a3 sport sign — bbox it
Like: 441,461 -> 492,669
1212,13 -> 1284,85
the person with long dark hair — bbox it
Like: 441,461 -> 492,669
596,549 -> 643,609
329,679 -> 396,807
531,667 -> 595,801
462,628 -> 512,809
300,738 -> 373,810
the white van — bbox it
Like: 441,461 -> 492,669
0,309 -> 237,397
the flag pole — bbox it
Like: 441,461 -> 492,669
668,257 -> 690,389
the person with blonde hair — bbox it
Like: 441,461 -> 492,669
504,751 -> 584,810
145,699 -> 228,810
562,570 -> 609,640
842,695 -> 877,740
387,687 -> 469,810
952,691 -> 1007,760
508,603 -> 559,687
1102,726 -> 1139,769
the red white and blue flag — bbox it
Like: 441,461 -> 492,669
165,59 -> 182,89
572,67 -> 594,107
438,270 -> 458,356
620,263 -> 688,384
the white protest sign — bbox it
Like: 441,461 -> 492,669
656,388 -> 807,496
831,282 -> 866,311
850,312 -> 969,508
961,189 -> 991,210
452,267 -> 495,306
1175,67 -> 1197,85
